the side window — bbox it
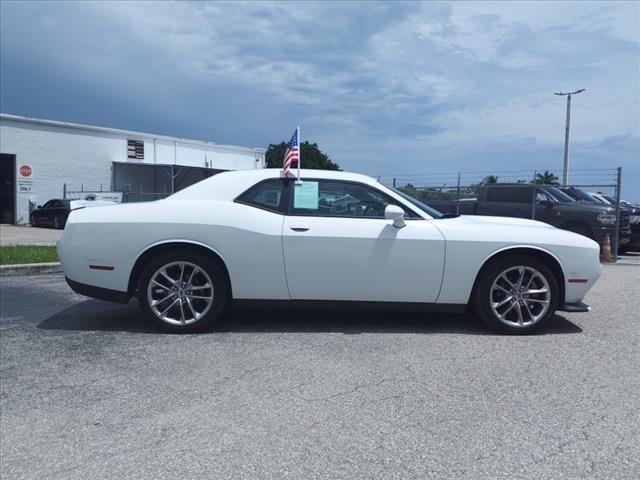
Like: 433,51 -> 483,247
290,180 -> 416,218
236,179 -> 287,213
42,200 -> 54,209
487,187 -> 532,203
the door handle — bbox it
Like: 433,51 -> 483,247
290,227 -> 309,232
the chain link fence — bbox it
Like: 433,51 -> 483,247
379,168 -> 626,260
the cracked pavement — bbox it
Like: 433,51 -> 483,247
1,263 -> 639,479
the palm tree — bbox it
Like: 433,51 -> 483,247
533,170 -> 559,185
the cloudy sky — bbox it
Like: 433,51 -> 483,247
1,1 -> 639,199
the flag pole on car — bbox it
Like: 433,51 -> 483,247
282,126 -> 301,182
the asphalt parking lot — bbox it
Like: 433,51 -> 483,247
1,263 -> 639,480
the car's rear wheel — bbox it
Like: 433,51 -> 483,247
138,251 -> 228,333
474,255 -> 559,334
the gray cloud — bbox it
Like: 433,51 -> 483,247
1,0 -> 638,199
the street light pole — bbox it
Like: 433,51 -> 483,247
554,89 -> 585,186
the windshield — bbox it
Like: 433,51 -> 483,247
392,188 -> 443,219
601,194 -> 617,204
565,188 -> 597,202
544,186 -> 575,203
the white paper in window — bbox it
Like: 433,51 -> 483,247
293,181 -> 319,209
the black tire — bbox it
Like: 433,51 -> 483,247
474,254 -> 559,334
137,250 -> 228,333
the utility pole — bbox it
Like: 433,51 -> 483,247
554,89 -> 585,186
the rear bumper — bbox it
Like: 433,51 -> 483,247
66,277 -> 130,304
558,301 -> 591,313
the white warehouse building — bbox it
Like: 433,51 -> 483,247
0,113 -> 266,224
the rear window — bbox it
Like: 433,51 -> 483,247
235,179 -> 288,213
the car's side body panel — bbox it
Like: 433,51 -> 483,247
282,215 -> 445,302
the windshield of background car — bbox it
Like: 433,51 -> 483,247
544,187 -> 576,203
566,188 -> 597,202
391,188 -> 444,219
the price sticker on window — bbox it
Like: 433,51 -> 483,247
293,181 -> 319,209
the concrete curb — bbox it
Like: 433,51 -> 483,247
0,262 -> 62,276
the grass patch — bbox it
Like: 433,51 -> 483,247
0,246 -> 59,265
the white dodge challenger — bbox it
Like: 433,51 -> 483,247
57,169 -> 602,334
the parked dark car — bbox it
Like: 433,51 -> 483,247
30,199 -> 116,229
561,188 -> 640,253
426,184 -> 630,250
30,199 -> 71,229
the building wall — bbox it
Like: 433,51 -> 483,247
0,116 -> 265,224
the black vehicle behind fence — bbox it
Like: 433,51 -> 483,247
561,187 -> 640,253
426,184 -> 630,253
30,199 -> 72,229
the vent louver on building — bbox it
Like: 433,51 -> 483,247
127,140 -> 144,159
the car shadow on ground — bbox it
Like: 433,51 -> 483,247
38,299 -> 583,335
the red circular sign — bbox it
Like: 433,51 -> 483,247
20,164 -> 32,177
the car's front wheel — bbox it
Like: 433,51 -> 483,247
138,251 -> 228,333
474,255 -> 559,334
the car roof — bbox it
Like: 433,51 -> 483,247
169,168 -> 379,202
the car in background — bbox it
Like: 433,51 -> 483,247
30,199 -> 116,229
427,184 -> 630,249
560,187 -> 636,253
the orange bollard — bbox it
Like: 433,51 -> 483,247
600,233 -> 612,262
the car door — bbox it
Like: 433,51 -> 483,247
282,179 -> 445,303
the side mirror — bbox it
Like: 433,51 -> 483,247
385,205 -> 406,228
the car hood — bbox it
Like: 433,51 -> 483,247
452,215 -> 554,229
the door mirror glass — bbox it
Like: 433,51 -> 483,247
385,205 -> 405,228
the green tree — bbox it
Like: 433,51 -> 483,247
265,141 -> 340,170
532,170 -> 559,185
481,175 -> 499,184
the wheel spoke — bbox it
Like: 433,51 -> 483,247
189,283 -> 211,291
187,294 -> 213,300
526,287 -> 548,295
187,266 -> 197,288
523,302 -> 535,322
499,274 -> 516,290
152,292 -> 176,307
515,267 -> 525,289
516,302 -> 524,325
152,280 -> 171,290
185,297 -> 199,320
179,299 -> 186,324
160,270 -> 178,286
492,296 -> 513,308
526,298 -> 549,304
499,300 -> 517,319
160,297 -> 180,315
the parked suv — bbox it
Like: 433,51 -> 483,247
427,184 -> 630,249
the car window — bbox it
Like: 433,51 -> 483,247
42,200 -> 54,209
289,180 -> 418,218
235,179 -> 288,213
487,186 -> 533,203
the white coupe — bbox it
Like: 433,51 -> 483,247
57,169 -> 602,334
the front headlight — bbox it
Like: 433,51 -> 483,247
597,213 -> 616,225
629,215 -> 640,224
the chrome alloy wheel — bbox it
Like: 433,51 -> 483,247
490,266 -> 551,328
147,261 -> 214,326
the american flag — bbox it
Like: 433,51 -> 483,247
283,127 -> 299,177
